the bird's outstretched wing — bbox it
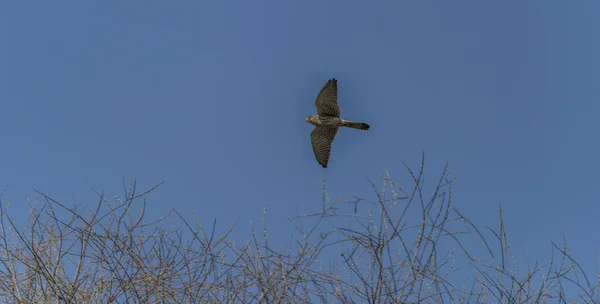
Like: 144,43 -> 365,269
310,126 -> 339,168
315,78 -> 340,117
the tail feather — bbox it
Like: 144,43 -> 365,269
342,120 -> 370,130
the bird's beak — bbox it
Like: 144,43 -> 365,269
305,118 -> 309,122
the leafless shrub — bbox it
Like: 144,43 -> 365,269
0,157 -> 596,303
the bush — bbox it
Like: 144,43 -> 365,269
0,159 -> 597,303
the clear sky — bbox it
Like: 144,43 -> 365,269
1,0 -> 599,289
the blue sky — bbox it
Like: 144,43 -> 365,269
1,0 -> 599,288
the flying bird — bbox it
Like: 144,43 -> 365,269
306,78 -> 370,168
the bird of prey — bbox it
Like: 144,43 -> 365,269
306,78 -> 370,168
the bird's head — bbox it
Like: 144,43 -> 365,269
305,116 -> 317,125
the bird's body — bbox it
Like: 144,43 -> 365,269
306,78 -> 370,168
306,115 -> 370,130
306,115 -> 343,127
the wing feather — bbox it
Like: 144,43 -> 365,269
310,127 -> 339,168
314,78 -> 340,117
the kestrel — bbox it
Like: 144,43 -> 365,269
306,78 -> 370,168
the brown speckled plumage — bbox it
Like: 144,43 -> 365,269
306,78 -> 370,168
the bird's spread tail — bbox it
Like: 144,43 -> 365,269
342,120 -> 370,130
